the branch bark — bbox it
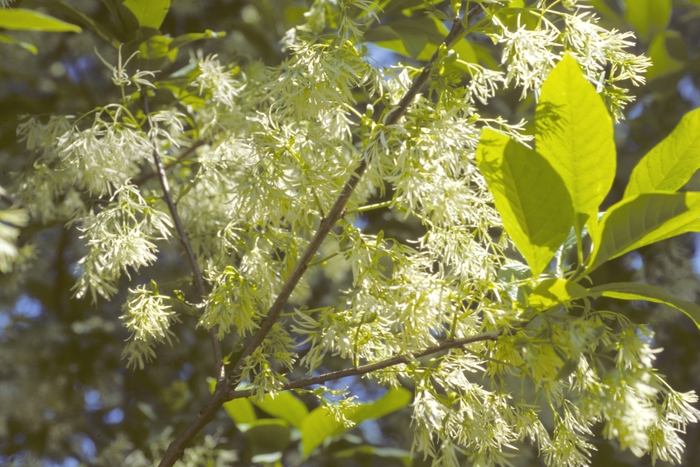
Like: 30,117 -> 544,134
142,96 -> 225,386
158,7 -> 484,466
228,329 -> 502,400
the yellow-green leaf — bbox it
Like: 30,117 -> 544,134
300,387 -> 411,456
536,54 -> 616,238
586,192 -> 700,273
527,278 -> 588,311
624,0 -> 671,41
254,391 -> 309,430
588,282 -> 700,328
476,129 -> 574,276
646,31 -> 685,81
0,9 -> 81,32
624,108 -> 700,198
123,0 -> 170,29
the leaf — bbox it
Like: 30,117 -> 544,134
646,31 -> 685,81
335,446 -> 412,466
624,0 -> 671,41
476,129 -> 574,275
536,54 -> 616,238
244,419 -> 292,456
588,282 -> 700,328
624,108 -> 700,198
364,16 -> 476,65
0,33 -> 37,54
0,9 -> 81,32
586,192 -> 700,273
527,278 -> 588,311
300,387 -> 411,456
254,391 -> 309,429
47,1 -> 120,46
123,0 -> 170,29
169,29 -> 226,50
208,378 -> 257,424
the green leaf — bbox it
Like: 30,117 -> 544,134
335,446 -> 412,466
624,0 -> 671,41
123,0 -> 170,29
208,378 -> 257,424
527,278 -> 588,311
254,391 -> 309,429
646,31 -> 685,81
364,16 -> 476,65
0,9 -> 81,32
588,282 -> 700,328
0,33 -> 37,54
536,54 -> 616,238
47,1 -> 120,46
244,419 -> 292,457
169,29 -> 226,50
476,129 -> 574,275
300,387 -> 411,456
624,108 -> 700,198
586,192 -> 700,274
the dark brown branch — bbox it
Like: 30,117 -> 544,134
132,139 -> 207,187
228,329 -> 502,400
157,8 -> 483,467
141,96 -> 225,386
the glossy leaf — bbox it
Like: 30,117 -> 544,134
123,0 -> 170,29
254,391 -> 309,429
476,129 -> 574,275
300,387 -> 411,456
588,282 -> 700,328
0,9 -> 81,32
586,192 -> 700,273
624,0 -> 671,41
536,54 -> 616,237
527,278 -> 588,311
624,108 -> 700,198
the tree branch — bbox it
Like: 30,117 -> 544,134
132,139 -> 207,187
141,96 -> 225,386
157,7 -> 484,466
228,329 -> 503,399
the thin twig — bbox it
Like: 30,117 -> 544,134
132,139 -> 207,187
157,7 -> 483,466
228,329 -> 503,399
141,95 -> 225,386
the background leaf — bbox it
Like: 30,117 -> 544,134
536,54 -> 616,237
624,108 -> 700,198
476,129 -> 574,275
624,0 -> 672,41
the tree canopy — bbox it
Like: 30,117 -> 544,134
2,1 -> 700,466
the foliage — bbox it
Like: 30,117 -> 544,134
2,0 -> 700,466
